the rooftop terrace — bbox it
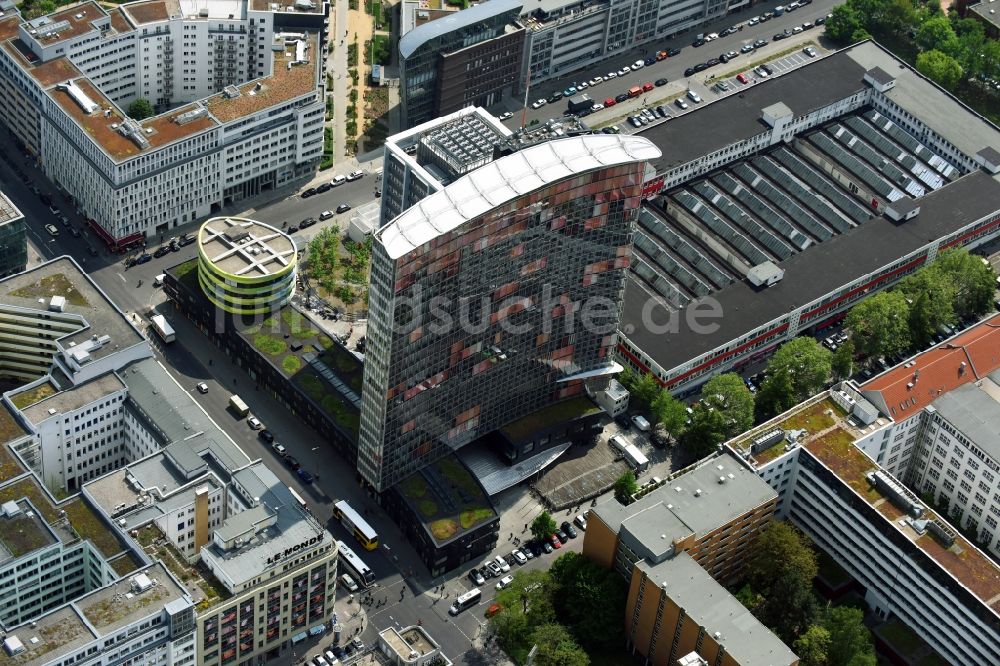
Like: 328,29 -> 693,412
22,2 -> 106,47
397,454 -> 497,546
0,606 -> 94,666
21,374 -> 124,426
77,563 -> 186,634
205,32 -> 319,123
0,403 -> 28,452
120,0 -> 176,25
731,389 -> 1000,613
500,395 -> 601,442
198,217 -> 296,278
803,419 -> 1000,611
1,257 -> 145,363
0,499 -> 57,564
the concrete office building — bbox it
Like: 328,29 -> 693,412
520,0 -> 741,88
398,0 -> 524,128
728,338 -> 1000,665
0,192 -> 25,279
358,132 -> 661,492
616,40 -> 1000,396
582,453 -> 793,666
196,217 -> 297,316
0,0 -> 327,248
0,563 -> 197,666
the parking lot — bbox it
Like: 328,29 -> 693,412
711,48 -> 816,92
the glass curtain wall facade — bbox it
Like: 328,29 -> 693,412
359,136 -> 660,491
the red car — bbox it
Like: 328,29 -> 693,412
604,97 -> 617,107
550,534 -> 562,549
642,82 -> 654,92
737,72 -> 750,84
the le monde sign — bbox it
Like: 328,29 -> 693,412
265,535 -> 323,565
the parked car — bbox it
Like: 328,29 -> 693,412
300,217 -> 317,229
654,77 -> 669,87
485,560 -> 502,577
297,468 -> 314,483
741,43 -> 755,53
629,116 -> 642,128
604,97 -> 617,107
496,575 -> 514,591
494,555 -> 510,573
272,442 -> 287,457
135,253 -> 152,265
574,514 -> 588,530
667,48 -> 681,56
555,528 -> 568,544
547,91 -> 564,103
687,90 -> 702,103
316,183 -> 332,194
615,93 -> 629,103
754,38 -> 768,48
336,203 -> 352,213
804,46 -> 817,57
301,187 -> 317,198
531,99 -> 546,109
550,533 -> 562,549
541,539 -> 553,554
684,66 -> 696,77
655,105 -> 668,117
737,72 -> 751,84
511,549 -> 527,565
153,246 -> 171,258
347,170 -> 364,181
340,574 -> 359,592
196,382 -> 209,394
469,568 -> 486,586
563,86 -> 577,96
561,521 -> 578,539
247,416 -> 262,430
498,111 -> 513,120
284,455 -> 301,471
259,429 -> 275,443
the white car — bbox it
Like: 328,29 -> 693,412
347,170 -> 364,181
577,81 -> 588,89
511,549 -> 527,565
748,16 -> 760,25
494,555 -> 510,573
272,442 -> 287,456
591,103 -> 604,111
247,416 -> 263,430
632,60 -> 645,69
588,77 -> 603,86
531,99 -> 546,109
804,46 -> 817,58
675,98 -> 689,110
574,513 -> 588,530
498,111 -> 513,120
330,175 -> 346,186
340,573 -> 359,592
706,32 -> 719,40
496,575 -> 514,590
606,71 -> 617,79
792,25 -> 803,33
687,90 -> 702,103
196,382 -> 209,394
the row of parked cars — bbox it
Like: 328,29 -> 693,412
304,638 -> 365,666
301,170 -> 364,198
532,51 -> 681,109
469,516 -> 588,586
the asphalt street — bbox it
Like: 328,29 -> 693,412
500,0 -> 839,129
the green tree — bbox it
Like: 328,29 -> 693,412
548,552 -> 627,651
530,511 -> 558,542
651,389 -> 688,435
765,337 -> 832,402
699,373 -> 754,437
846,291 -> 911,359
916,49 -> 964,89
832,338 -> 855,380
825,606 -> 875,666
793,625 -> 831,666
825,4 -> 864,43
746,522 -> 819,642
530,624 -> 590,666
496,569 -> 553,619
682,404 -> 728,455
630,372 -> 661,412
617,367 -> 637,394
915,15 -> 959,53
613,470 -> 639,504
127,98 -> 154,120
755,366 -> 797,421
934,248 -> 996,316
898,266 -> 956,346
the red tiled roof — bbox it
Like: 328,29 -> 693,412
861,314 -> 1000,419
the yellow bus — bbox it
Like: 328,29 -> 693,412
333,500 -> 379,551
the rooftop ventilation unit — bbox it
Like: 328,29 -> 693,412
3,636 -> 24,657
867,470 -> 923,518
56,80 -> 99,114
223,85 -> 241,99
1,500 -> 21,517
750,428 -> 784,454
48,295 -> 66,311
130,573 -> 154,593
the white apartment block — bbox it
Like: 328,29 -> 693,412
725,318 -> 1000,666
0,0 -> 327,246
0,563 -> 197,666
520,0 -> 742,86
